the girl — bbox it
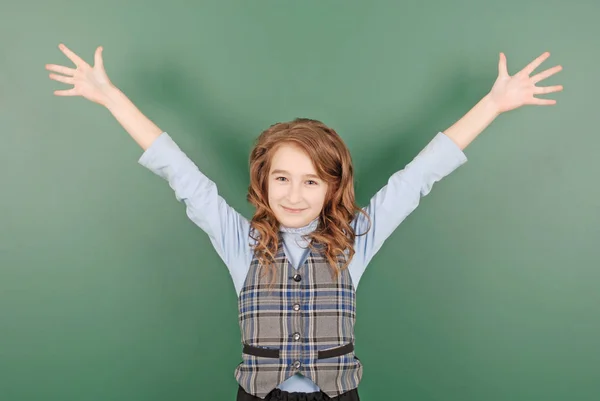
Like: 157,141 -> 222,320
46,44 -> 563,401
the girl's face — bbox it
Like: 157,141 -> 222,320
268,144 -> 329,229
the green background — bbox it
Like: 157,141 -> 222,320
1,0 -> 598,400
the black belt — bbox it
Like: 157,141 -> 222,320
243,343 -> 354,359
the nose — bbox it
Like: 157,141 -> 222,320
287,182 -> 303,204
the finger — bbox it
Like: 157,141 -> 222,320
531,65 -> 563,84
521,51 -> 551,76
498,52 -> 509,77
533,85 -> 564,95
54,88 -> 78,96
94,46 -> 105,69
530,97 -> 557,106
58,43 -> 87,68
45,64 -> 76,76
49,73 -> 75,85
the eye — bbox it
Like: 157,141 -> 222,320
306,180 -> 318,185
275,176 -> 287,182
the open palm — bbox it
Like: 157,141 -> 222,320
489,52 -> 563,113
46,44 -> 114,106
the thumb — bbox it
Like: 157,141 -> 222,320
498,52 -> 509,78
94,46 -> 105,70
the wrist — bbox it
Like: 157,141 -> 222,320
483,92 -> 503,117
102,85 -> 122,110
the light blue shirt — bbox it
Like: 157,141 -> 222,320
138,131 -> 467,393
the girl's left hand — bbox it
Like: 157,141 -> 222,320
489,52 -> 563,114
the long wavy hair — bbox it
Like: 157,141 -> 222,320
246,118 -> 371,286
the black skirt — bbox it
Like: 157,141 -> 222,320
237,385 -> 360,401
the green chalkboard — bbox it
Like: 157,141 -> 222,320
1,1 -> 598,400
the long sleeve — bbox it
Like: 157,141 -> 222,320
137,132 -> 252,289
349,132 -> 468,286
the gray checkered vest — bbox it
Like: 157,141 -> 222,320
235,238 -> 362,398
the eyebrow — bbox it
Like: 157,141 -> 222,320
270,169 -> 321,179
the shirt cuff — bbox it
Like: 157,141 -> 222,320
422,131 -> 468,175
137,132 -> 182,176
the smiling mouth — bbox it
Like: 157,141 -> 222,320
282,206 -> 305,213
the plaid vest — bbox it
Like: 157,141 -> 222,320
235,238 -> 362,398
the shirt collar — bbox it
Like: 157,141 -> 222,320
279,217 -> 319,235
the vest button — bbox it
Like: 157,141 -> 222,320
292,303 -> 300,311
293,274 -> 301,282
292,332 -> 300,341
293,360 -> 301,369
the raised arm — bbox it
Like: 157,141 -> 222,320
349,51 -> 563,283
46,44 -> 252,281
46,44 -> 162,150
350,131 -> 467,277
136,133 -> 251,275
444,52 -> 563,150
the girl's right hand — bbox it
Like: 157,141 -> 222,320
46,44 -> 115,107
